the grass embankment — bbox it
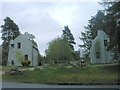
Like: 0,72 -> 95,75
2,63 -> 119,85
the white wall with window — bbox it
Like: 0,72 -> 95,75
7,32 -> 39,66
90,30 -> 113,64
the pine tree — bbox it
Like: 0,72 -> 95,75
62,25 -> 76,50
79,1 -> 120,60
1,17 -> 20,65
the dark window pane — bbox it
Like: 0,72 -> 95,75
17,43 -> 21,49
11,44 -> 14,48
25,55 -> 28,60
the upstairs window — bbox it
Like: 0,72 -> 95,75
104,40 -> 107,46
17,43 -> 21,49
11,44 -> 14,48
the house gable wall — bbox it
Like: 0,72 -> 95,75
8,34 -> 38,66
90,30 -> 113,64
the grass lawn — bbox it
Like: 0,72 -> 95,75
2,63 -> 119,85
2,66 -> 34,71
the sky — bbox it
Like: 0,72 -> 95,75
0,0 -> 104,56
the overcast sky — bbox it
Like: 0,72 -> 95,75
0,0 -> 103,55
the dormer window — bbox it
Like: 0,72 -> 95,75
17,43 -> 21,49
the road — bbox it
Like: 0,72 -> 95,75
1,81 -> 119,89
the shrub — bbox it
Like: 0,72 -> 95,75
21,60 -> 31,66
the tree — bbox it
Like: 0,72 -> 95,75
79,30 -> 92,54
62,25 -> 76,50
97,2 -> 119,59
79,10 -> 105,56
1,17 -> 20,43
45,37 -> 74,64
1,17 -> 20,65
79,1 -> 120,61
73,50 -> 80,61
38,53 -> 45,66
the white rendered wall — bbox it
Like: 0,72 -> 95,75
8,34 -> 38,66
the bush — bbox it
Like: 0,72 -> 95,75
21,60 -> 31,66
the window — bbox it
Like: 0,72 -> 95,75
11,44 -> 14,48
17,43 -> 21,49
11,60 -> 15,65
104,40 -> 107,46
25,55 -> 28,60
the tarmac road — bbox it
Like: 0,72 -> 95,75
1,80 -> 119,89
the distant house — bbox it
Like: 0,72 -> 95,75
90,30 -> 113,64
0,45 -> 2,65
7,32 -> 39,66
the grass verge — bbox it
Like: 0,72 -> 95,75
2,63 -> 119,85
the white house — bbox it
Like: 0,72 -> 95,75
90,30 -> 113,64
7,32 -> 39,66
0,45 -> 2,65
